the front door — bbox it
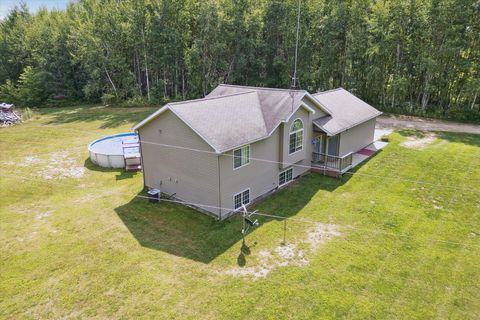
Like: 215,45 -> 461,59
313,135 -> 324,153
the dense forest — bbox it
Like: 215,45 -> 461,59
0,0 -> 479,121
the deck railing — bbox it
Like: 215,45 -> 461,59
312,151 -> 353,173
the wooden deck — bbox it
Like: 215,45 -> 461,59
311,141 -> 388,178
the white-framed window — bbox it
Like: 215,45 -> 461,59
233,145 -> 250,169
279,167 -> 293,186
289,119 -> 304,154
234,189 -> 250,210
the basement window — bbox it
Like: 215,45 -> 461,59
234,189 -> 250,210
279,167 -> 293,186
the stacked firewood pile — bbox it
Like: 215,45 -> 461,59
0,103 -> 21,127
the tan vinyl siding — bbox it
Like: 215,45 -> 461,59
280,107 -> 312,172
338,118 -> 377,156
138,110 -> 220,217
218,129 -> 281,217
217,97 -> 322,217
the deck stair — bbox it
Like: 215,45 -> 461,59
122,136 -> 142,171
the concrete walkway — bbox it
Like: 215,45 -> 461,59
377,115 -> 480,135
351,140 -> 388,169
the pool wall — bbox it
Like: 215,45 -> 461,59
88,133 -> 137,168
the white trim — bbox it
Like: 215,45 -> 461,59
233,188 -> 251,210
288,118 -> 304,155
284,102 -> 315,123
232,144 -> 250,170
279,167 -> 294,187
312,121 -> 335,136
219,100 -> 318,153
133,106 -> 222,154
132,90 -> 259,132
304,92 -> 334,115
313,113 -> 381,136
133,91 -> 338,155
264,102 -> 315,146
132,105 -> 169,131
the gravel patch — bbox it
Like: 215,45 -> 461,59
225,223 -> 341,279
377,115 -> 480,134
401,133 -> 438,149
39,151 -> 85,180
9,151 -> 85,180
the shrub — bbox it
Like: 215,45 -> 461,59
21,107 -> 34,121
0,79 -> 18,104
101,93 -> 116,105
16,66 -> 54,107
121,95 -> 149,107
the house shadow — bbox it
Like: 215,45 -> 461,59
41,105 -> 155,129
83,158 -> 138,180
115,193 -> 245,264
114,173 -> 343,264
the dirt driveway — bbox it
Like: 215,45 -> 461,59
377,114 -> 480,134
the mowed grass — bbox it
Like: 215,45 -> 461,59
1,106 -> 479,319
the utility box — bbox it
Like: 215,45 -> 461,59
147,188 -> 160,203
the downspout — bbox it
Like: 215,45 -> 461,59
217,155 -> 222,221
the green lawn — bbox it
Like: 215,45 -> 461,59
1,106 -> 479,319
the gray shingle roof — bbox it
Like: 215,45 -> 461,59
207,84 -> 307,133
133,85 -> 381,153
169,91 -> 268,153
167,85 -> 312,152
312,88 -> 382,135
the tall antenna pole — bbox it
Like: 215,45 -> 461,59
291,0 -> 301,89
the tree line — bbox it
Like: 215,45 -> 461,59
0,0 -> 479,121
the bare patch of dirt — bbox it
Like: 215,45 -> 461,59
306,223 -> 342,249
73,189 -> 117,204
225,223 -> 341,279
401,133 -> 438,149
35,211 -> 53,220
10,151 -> 85,180
38,151 -> 85,180
10,205 -> 58,242
18,156 -> 41,166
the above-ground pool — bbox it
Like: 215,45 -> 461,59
88,133 -> 141,169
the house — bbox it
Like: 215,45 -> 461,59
132,84 -> 382,219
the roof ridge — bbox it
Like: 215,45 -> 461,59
253,92 -> 270,133
313,87 -> 345,96
168,90 -> 257,106
218,84 -> 306,93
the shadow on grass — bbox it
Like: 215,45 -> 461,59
114,173 -> 339,264
115,193 -> 244,263
40,105 -> 156,129
83,158 -> 138,180
112,138 -> 393,264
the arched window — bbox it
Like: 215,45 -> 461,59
289,119 -> 304,154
